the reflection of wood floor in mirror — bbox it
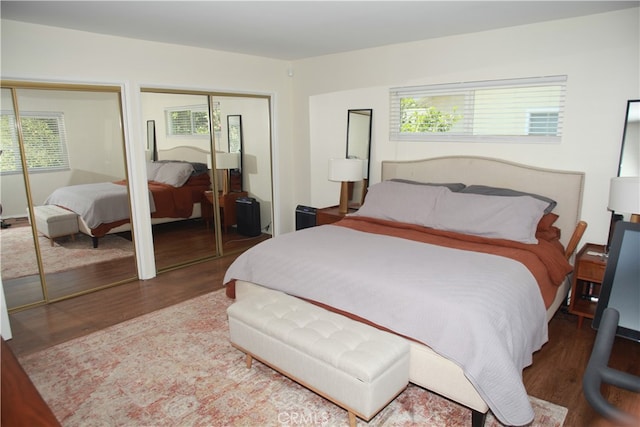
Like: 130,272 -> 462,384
2,218 -> 270,310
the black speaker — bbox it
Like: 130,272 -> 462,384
236,197 -> 261,237
296,205 -> 317,230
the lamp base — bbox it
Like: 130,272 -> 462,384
338,181 -> 349,214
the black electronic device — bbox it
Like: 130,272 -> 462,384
295,205 -> 317,230
592,221 -> 640,342
236,197 -> 261,237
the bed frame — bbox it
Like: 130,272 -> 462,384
381,156 -> 585,423
77,146 -> 211,244
238,155 -> 585,426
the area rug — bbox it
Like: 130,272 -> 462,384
18,290 -> 568,426
1,226 -> 133,280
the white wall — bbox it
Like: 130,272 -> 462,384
2,8 -> 638,257
1,19 -> 294,279
294,8 -> 640,246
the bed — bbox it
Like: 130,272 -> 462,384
223,156 -> 585,426
44,146 -> 212,247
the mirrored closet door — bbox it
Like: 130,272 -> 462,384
141,91 -> 220,271
1,87 -> 44,309
141,90 -> 273,272
1,83 -> 137,310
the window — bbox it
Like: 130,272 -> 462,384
165,103 -> 220,137
0,111 -> 70,174
527,110 -> 559,135
390,75 -> 567,143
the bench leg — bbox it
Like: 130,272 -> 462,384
348,411 -> 356,427
472,409 -> 487,427
245,353 -> 253,369
50,237 -> 54,247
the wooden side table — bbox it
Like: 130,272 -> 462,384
568,243 -> 607,328
316,205 -> 357,226
202,190 -> 248,231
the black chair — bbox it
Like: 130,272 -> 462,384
583,307 -> 640,426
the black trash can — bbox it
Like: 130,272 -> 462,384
236,197 -> 261,237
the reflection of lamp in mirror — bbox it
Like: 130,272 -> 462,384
215,152 -> 240,195
328,158 -> 364,214
608,177 -> 640,223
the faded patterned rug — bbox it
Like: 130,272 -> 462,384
18,290 -> 568,426
1,226 -> 133,279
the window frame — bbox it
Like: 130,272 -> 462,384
390,75 -> 567,144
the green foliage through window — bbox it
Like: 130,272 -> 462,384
400,98 -> 462,133
0,112 -> 70,174
166,104 -> 220,136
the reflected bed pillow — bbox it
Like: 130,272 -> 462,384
351,180 -> 450,226
147,161 -> 194,187
460,185 -> 557,214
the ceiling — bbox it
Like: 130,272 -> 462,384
2,1 -> 638,60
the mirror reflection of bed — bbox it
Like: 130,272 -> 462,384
146,146 -> 269,271
0,86 -> 139,309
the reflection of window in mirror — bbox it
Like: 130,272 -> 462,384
346,109 -> 372,206
227,115 -> 243,192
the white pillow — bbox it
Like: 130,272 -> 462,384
430,192 -> 549,244
150,162 -> 194,187
351,180 -> 449,227
146,161 -> 164,181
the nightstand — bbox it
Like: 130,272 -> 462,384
202,190 -> 248,231
316,205 -> 357,226
568,243 -> 607,328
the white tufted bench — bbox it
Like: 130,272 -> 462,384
33,205 -> 79,246
227,289 -> 410,426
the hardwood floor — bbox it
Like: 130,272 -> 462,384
5,246 -> 639,427
2,218 -> 269,310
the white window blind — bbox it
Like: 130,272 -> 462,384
390,75 -> 567,143
0,111 -> 70,174
165,104 -> 211,136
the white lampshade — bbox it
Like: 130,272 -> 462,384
608,176 -> 640,214
215,152 -> 240,170
328,158 -> 364,182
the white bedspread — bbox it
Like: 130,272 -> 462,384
45,182 -> 156,229
224,224 -> 548,426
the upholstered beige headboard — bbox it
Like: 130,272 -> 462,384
381,156 -> 585,248
157,146 -> 209,164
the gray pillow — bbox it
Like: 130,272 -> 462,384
389,179 -> 466,192
146,161 -> 164,181
351,180 -> 449,226
460,185 -> 557,214
430,191 -> 549,244
149,162 -> 194,187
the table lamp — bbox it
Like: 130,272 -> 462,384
328,158 -> 364,214
608,176 -> 640,223
214,152 -> 240,195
